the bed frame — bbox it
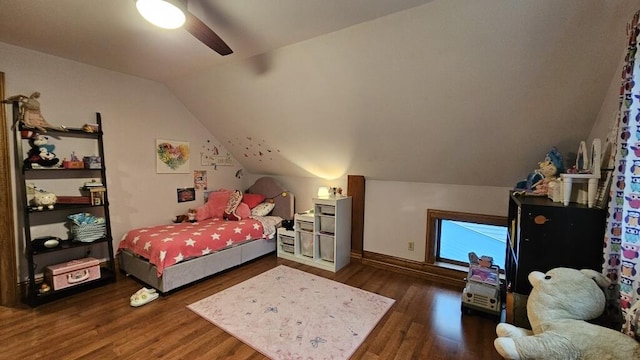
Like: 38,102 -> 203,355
118,177 -> 294,293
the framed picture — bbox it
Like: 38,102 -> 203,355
177,187 -> 195,203
156,139 -> 190,173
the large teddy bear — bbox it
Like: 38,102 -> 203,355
494,267 -> 640,359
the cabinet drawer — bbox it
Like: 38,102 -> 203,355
281,243 -> 294,253
317,205 -> 335,215
299,232 -> 313,257
279,235 -> 294,245
319,234 -> 335,262
297,221 -> 313,232
317,216 -> 335,234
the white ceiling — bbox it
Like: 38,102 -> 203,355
0,0 -> 435,83
2,1 -> 640,186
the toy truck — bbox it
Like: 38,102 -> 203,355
461,252 -> 502,318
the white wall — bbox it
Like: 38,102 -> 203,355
363,180 -> 510,261
1,42 -> 242,279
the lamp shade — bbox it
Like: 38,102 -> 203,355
136,0 -> 186,29
317,186 -> 330,198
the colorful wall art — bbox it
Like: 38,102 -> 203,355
156,139 -> 190,173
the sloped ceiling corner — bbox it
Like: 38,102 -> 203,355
169,1 -> 639,186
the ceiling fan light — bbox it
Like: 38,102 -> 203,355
136,0 -> 186,29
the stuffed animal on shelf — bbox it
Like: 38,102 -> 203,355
515,147 -> 565,194
494,267 -> 640,360
24,134 -> 61,168
32,189 -> 57,210
4,92 -> 66,133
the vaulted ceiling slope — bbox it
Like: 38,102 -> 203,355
2,1 -> 640,186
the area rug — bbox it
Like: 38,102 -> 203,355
187,265 -> 395,359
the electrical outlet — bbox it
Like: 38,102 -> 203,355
408,242 -> 414,251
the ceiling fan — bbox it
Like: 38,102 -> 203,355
135,0 -> 233,56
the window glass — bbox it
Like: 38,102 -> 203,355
438,220 -> 507,268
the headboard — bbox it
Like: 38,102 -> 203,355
247,177 -> 294,220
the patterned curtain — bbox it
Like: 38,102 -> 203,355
604,10 -> 640,338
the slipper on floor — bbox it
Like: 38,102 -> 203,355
130,289 -> 159,307
130,287 -> 156,302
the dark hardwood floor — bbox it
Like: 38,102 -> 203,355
0,255 -> 504,359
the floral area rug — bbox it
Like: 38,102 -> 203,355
187,265 -> 395,359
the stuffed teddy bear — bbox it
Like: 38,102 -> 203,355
24,134 -> 61,168
173,209 -> 197,223
494,267 -> 640,359
515,147 -> 564,194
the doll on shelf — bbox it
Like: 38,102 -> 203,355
515,147 -> 565,196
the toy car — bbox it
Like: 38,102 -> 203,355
461,252 -> 503,318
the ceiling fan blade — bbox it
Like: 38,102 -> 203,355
184,11 -> 233,56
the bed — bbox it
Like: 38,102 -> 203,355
117,177 -> 294,293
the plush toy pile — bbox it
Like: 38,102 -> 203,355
494,267 -> 640,359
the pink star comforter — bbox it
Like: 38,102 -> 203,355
118,217 -> 269,276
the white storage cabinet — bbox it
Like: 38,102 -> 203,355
276,197 -> 351,272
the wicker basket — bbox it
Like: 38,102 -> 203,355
71,223 -> 106,242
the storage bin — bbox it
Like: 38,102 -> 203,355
44,257 -> 101,290
71,222 -> 106,242
280,234 -> 294,246
281,244 -> 294,253
299,232 -> 314,257
297,221 -> 313,232
319,234 -> 335,262
317,205 -> 336,215
317,216 -> 335,235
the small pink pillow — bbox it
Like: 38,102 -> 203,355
242,193 -> 266,209
195,205 -> 210,221
206,190 -> 233,219
236,203 -> 251,219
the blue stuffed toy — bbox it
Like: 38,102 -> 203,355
515,147 -> 565,192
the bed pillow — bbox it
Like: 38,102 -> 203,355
223,190 -> 243,221
242,193 -> 266,209
251,201 -> 275,217
236,202 -> 251,219
205,189 -> 233,219
195,204 -> 211,222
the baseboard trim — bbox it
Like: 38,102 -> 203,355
358,251 -> 467,289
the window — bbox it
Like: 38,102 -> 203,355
426,209 -> 507,270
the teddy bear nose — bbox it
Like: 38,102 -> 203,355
545,275 -> 552,280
